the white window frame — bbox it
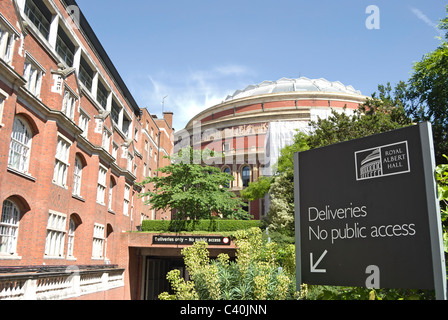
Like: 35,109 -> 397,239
112,142 -> 118,160
123,184 -> 130,216
0,22 -> 17,65
53,134 -> 71,187
62,88 -> 78,120
102,126 -> 111,153
108,179 -> 115,211
8,116 -> 32,174
72,156 -> 83,197
96,165 -> 107,205
92,223 -> 105,259
67,218 -> 76,259
0,199 -> 20,255
44,210 -> 67,258
127,152 -> 133,172
78,108 -> 90,138
0,88 -> 6,127
23,53 -> 45,98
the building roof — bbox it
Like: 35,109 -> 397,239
224,77 -> 362,102
65,0 -> 141,116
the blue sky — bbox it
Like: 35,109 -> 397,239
75,0 -> 447,130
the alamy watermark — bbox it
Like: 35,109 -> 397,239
366,5 -> 380,30
66,5 -> 81,30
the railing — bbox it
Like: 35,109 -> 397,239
55,35 -> 74,67
0,267 -> 125,300
24,0 -> 50,40
79,65 -> 93,91
97,88 -> 108,109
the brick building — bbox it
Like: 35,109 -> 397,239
0,0 -> 174,299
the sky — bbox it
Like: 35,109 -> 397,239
75,0 -> 447,130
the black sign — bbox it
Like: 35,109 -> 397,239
153,235 -> 231,246
294,123 -> 446,296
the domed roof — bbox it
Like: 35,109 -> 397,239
224,77 -> 362,102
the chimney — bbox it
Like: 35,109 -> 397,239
163,111 -> 173,129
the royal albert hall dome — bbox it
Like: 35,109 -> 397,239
176,77 -> 368,220
224,77 -> 362,102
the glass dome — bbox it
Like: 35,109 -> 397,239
224,77 -> 362,102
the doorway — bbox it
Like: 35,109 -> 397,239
142,257 -> 187,300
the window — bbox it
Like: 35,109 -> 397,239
45,211 -> 66,258
108,178 -> 116,212
223,167 -> 231,188
123,184 -> 130,216
8,117 -> 32,174
112,143 -> 118,160
55,26 -> 74,67
97,166 -> 107,205
92,224 -> 105,259
97,80 -> 108,109
62,89 -> 77,120
242,166 -> 251,188
102,127 -> 111,153
111,99 -> 120,125
24,0 -> 51,40
53,136 -> 71,187
0,96 -> 4,126
23,58 -> 43,97
122,115 -> 131,138
72,156 -> 83,196
79,55 -> 94,91
79,110 -> 89,138
127,152 -> 133,172
0,24 -> 15,64
67,218 -> 76,258
0,200 -> 20,255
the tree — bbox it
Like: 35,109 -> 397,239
405,9 -> 448,164
266,171 -> 295,241
435,155 -> 448,253
240,176 -> 272,202
139,147 -> 250,220
307,83 -> 411,150
407,51 -> 448,163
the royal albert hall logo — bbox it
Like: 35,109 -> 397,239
355,141 -> 411,181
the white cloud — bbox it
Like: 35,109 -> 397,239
410,7 -> 444,38
134,64 -> 255,130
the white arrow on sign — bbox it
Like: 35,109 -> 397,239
310,250 -> 328,273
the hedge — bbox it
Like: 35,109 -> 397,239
141,219 -> 261,233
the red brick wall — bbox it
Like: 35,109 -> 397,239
0,0 -> 172,294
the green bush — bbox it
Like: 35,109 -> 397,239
141,219 -> 261,233
158,227 -> 300,300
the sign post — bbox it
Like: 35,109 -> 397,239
294,122 -> 446,299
